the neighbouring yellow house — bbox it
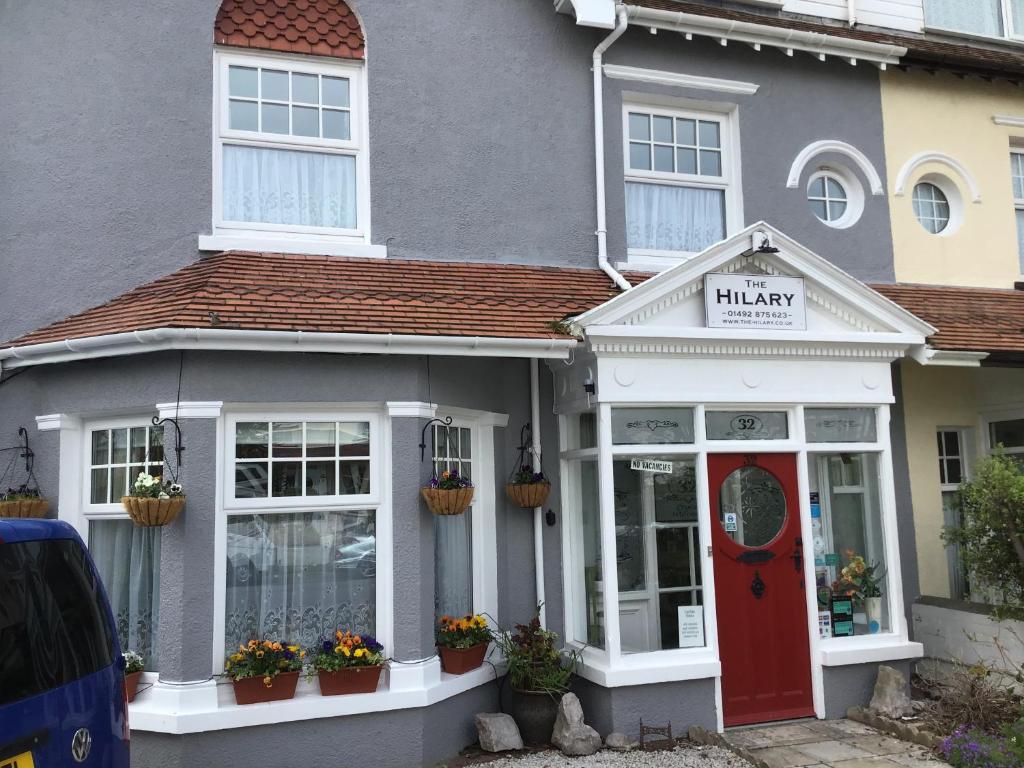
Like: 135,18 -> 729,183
880,67 -> 1024,601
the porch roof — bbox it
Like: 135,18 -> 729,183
1,251 -> 648,350
871,282 -> 1024,359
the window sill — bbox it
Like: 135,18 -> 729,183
818,636 -> 923,666
128,660 -> 500,734
198,233 -> 387,259
921,24 -> 1024,49
573,650 -> 720,687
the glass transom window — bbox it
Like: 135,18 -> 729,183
912,182 -> 950,234
808,174 -> 848,224
234,420 -> 370,498
228,65 -> 351,141
706,411 -> 789,441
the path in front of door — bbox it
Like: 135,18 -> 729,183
693,719 -> 946,768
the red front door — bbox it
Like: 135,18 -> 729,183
709,453 -> 814,727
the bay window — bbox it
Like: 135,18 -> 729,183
85,421 -> 164,669
432,421 -> 474,621
214,51 -> 367,241
623,104 -> 737,264
223,413 -> 380,660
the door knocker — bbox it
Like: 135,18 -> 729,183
750,570 -> 766,600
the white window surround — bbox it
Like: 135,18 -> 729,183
620,99 -> 743,271
786,140 -> 885,197
206,49 -> 378,259
558,404 -> 921,716
912,175 -> 962,237
893,151 -> 982,204
807,167 -> 865,230
982,407 -> 1024,456
923,0 -> 1024,45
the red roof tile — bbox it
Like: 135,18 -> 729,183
3,253 -> 648,348
872,283 -> 1024,356
633,0 -> 1024,78
214,0 -> 364,60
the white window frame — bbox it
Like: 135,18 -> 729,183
923,0 -> 1024,45
983,410 -> 1024,458
80,415 -> 165,674
806,167 -> 865,230
210,49 -> 371,250
1011,150 -> 1024,274
215,408 -> 388,677
911,175 -> 962,237
937,427 -> 971,600
621,100 -> 743,269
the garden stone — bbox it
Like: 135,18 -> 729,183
604,732 -> 638,751
475,712 -> 524,752
551,693 -> 602,756
869,665 -> 913,719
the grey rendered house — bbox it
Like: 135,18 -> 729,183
0,0 -> 973,765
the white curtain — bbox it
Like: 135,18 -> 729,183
924,0 -> 1002,36
223,145 -> 357,229
224,510 -> 375,655
89,520 -> 161,668
434,513 -> 473,621
625,182 -> 725,253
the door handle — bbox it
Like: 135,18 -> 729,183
791,536 -> 803,572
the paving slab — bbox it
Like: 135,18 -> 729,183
748,746 -> 824,768
792,740 -> 874,763
831,759 -> 909,768
852,735 -> 917,756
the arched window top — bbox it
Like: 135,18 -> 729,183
214,0 -> 365,60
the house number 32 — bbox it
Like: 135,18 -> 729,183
730,415 -> 763,433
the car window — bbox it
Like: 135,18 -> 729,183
0,538 -> 116,706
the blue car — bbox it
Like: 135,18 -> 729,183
0,519 -> 130,768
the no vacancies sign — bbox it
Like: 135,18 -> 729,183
705,273 -> 807,331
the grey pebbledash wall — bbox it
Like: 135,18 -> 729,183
0,1 -> 894,343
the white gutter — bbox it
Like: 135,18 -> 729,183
624,5 -> 905,66
530,358 -> 546,628
909,347 -> 989,367
593,5 -> 633,291
0,328 -> 577,370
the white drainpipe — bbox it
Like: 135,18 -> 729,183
593,5 -> 632,291
847,0 -> 858,26
531,358 -> 547,627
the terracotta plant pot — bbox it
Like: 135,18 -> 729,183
231,670 -> 300,705
125,671 -> 142,703
505,482 -> 551,509
420,487 -> 474,516
438,643 -> 488,675
0,498 -> 49,518
121,496 -> 185,527
317,665 -> 384,695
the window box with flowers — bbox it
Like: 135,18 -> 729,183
123,651 -> 145,703
121,471 -> 185,527
421,469 -> 474,516
505,465 -> 551,509
224,639 -> 306,705
311,630 -> 386,695
436,614 -> 492,675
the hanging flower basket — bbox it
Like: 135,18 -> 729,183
121,471 -> 185,527
421,487 -> 474,516
122,496 -> 185,527
0,497 -> 49,518
506,482 -> 551,509
231,671 -> 300,705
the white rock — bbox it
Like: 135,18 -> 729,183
551,693 -> 602,756
605,732 -> 638,751
475,712 -> 524,752
869,665 -> 913,719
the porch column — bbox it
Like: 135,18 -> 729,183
387,401 -> 442,690
153,402 -> 222,699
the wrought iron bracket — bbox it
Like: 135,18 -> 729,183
152,415 -> 185,470
16,427 -> 34,476
419,416 -> 453,462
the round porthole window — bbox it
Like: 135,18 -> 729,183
808,174 -> 848,223
718,466 -> 787,548
912,181 -> 951,234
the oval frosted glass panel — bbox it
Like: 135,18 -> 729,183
805,408 -> 877,443
719,466 -> 786,547
706,411 -> 788,440
611,408 -> 695,445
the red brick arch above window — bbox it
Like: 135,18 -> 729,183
214,0 -> 364,60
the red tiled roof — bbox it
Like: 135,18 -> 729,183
214,0 -> 364,60
3,253 -> 648,348
633,0 -> 1024,77
872,283 -> 1024,356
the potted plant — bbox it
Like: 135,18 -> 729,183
493,610 -> 579,746
436,614 -> 492,674
834,550 -> 885,634
506,465 -> 551,509
123,651 -> 145,703
311,630 -> 385,696
121,471 -> 185,527
224,639 -> 305,705
0,486 -> 49,518
421,469 -> 474,516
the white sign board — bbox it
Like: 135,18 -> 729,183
630,458 -> 673,474
705,273 -> 807,330
678,606 -> 705,648
723,512 -> 738,532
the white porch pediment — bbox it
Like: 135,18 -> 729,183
574,222 -> 933,362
